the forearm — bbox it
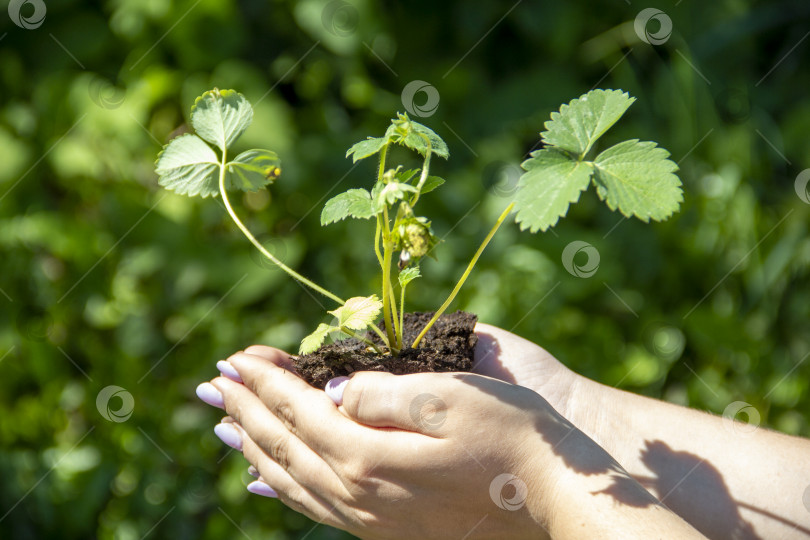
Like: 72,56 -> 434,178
565,376 -> 810,539
522,418 -> 707,539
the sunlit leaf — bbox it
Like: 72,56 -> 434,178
155,134 -> 220,198
541,89 -> 635,156
592,139 -> 682,221
191,89 -> 253,152
514,148 -> 593,232
321,189 -> 375,225
328,295 -> 383,331
299,323 -> 334,355
226,149 -> 281,192
398,266 -> 421,287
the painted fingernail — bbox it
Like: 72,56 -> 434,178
216,360 -> 243,383
325,376 -> 350,406
195,382 -> 224,409
247,480 -> 278,498
214,423 -> 242,451
247,465 -> 259,478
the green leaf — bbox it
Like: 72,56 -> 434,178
386,115 -> 449,159
346,137 -> 388,162
592,139 -> 682,222
541,89 -> 635,156
514,149 -> 594,232
155,134 -> 220,198
321,189 -> 375,225
226,149 -> 281,192
372,182 -> 417,213
191,89 -> 253,152
328,295 -> 383,331
299,323 -> 334,355
419,175 -> 445,194
398,266 -> 421,287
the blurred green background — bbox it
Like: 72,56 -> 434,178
2,0 -> 809,537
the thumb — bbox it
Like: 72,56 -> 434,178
333,371 -> 451,435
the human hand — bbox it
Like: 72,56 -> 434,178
472,323 -> 581,421
199,346 -> 585,540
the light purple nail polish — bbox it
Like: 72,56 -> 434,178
325,376 -> 350,406
247,481 -> 278,498
195,382 -> 224,408
247,465 -> 259,478
216,360 -> 243,383
214,423 -> 242,451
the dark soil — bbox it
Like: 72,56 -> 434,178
293,311 -> 477,389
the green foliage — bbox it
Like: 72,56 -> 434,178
321,188 -> 376,224
328,295 -> 383,331
299,323 -> 334,355
156,89 -> 279,198
514,89 -> 682,232
2,2 -> 809,539
398,266 -> 421,287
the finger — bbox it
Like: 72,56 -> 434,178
234,422 -> 349,530
225,351 -> 372,462
242,345 -> 298,371
211,376 -> 346,497
340,371 -> 454,436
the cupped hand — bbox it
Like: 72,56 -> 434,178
201,345 -> 583,540
472,323 -> 581,420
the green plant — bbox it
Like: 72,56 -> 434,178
155,88 -> 682,356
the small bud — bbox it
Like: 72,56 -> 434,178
402,222 -> 430,258
398,250 -> 411,270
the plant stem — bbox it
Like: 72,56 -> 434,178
380,205 -> 398,352
340,327 -> 383,355
399,282 -> 407,346
217,153 -> 344,305
409,136 -> 432,208
411,202 -> 515,348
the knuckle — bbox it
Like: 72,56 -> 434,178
257,433 -> 290,470
273,401 -> 297,434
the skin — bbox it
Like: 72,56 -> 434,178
202,325 -> 713,539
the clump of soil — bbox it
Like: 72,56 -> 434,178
293,311 -> 477,389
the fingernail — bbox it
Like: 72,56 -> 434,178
247,465 -> 259,478
247,480 -> 278,498
325,376 -> 350,406
214,423 -> 242,451
196,382 -> 224,409
216,360 -> 243,383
